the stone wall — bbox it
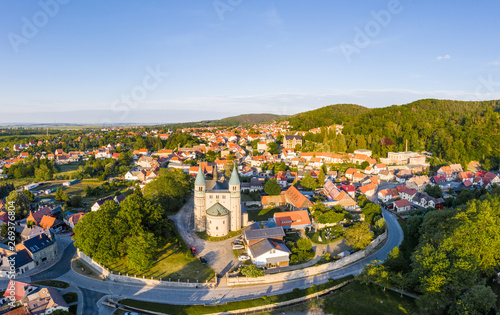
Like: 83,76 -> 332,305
76,250 -> 214,288
227,231 -> 388,286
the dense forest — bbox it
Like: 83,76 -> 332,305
360,187 -> 500,313
286,99 -> 500,169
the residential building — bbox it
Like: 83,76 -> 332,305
283,135 -> 302,149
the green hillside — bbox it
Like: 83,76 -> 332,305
289,99 -> 500,168
166,113 -> 285,129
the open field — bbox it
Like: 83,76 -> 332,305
120,276 -> 354,315
106,242 -> 215,282
247,207 -> 282,222
321,281 -> 421,315
57,163 -> 81,176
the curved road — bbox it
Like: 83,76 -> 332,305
3,209 -> 403,309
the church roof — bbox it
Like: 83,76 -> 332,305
229,164 -> 240,186
206,202 -> 229,216
195,165 -> 206,186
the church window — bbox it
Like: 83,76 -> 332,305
216,226 -> 218,230
223,221 -> 225,224
222,195 -> 226,199
210,195 -> 213,199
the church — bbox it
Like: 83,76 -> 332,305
194,164 -> 248,237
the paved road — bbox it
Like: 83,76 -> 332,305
52,209 -> 403,306
5,206 -> 403,309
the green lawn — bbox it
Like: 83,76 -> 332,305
106,243 -> 214,282
322,280 -> 421,315
63,292 -> 79,303
57,163 -> 81,176
120,276 -> 354,315
196,230 -> 241,242
247,207 -> 282,221
0,176 -> 36,188
31,280 -> 70,288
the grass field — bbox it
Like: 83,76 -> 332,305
0,176 -> 37,188
196,230 -> 241,242
247,207 -> 282,221
106,242 -> 214,282
120,276 -> 354,315
31,280 -> 70,289
57,163 -> 81,176
321,280 -> 421,315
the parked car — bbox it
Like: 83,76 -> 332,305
190,247 -> 197,254
238,255 -> 250,261
199,256 -> 208,264
69,232 -> 75,236
232,244 -> 244,250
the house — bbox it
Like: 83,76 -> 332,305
243,223 -> 290,268
283,186 -> 313,210
395,169 -> 412,183
283,135 -> 302,149
64,212 -> 84,229
393,199 -> 411,212
345,168 -> 360,180
3,280 -> 39,301
358,183 -> 377,197
261,195 -> 287,209
20,226 -> 48,241
377,188 -> 399,203
379,170 -> 395,181
431,175 -> 447,184
405,175 -> 431,193
457,171 -> 474,183
323,181 -> 357,210
399,185 -> 418,202
25,287 -> 69,314
91,196 -> 115,212
22,232 -> 58,267
437,164 -> 463,181
39,216 -> 63,233
273,210 -> 311,230
26,207 -> 54,226
249,177 -> 265,192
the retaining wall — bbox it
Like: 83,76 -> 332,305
76,250 -> 214,288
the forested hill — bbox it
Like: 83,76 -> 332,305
288,99 -> 500,168
286,104 -> 370,131
165,113 -> 285,129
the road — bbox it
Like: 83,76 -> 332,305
2,208 -> 403,310
55,209 -> 402,307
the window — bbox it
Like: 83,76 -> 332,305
216,226 -> 218,230
210,195 -> 213,199
223,221 -> 225,224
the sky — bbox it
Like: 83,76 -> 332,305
1,1 -> 500,124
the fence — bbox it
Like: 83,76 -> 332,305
76,250 -> 216,288
227,231 -> 387,286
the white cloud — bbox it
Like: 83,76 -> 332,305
436,54 -> 451,60
490,60 -> 500,66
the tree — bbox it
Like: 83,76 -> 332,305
143,169 -> 191,214
344,223 -> 373,250
267,142 -> 279,154
361,161 -> 370,169
448,285 -> 497,315
264,179 -> 281,196
35,164 -> 53,181
296,238 -> 312,252
6,190 -> 30,219
374,217 -> 386,233
300,173 -> 317,191
127,230 -> 158,271
22,189 -> 35,202
358,260 -> 391,291
361,202 -> 382,225
424,184 -> 443,198
241,265 -> 264,278
55,186 -> 69,202
318,167 -> 325,186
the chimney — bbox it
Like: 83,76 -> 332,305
405,140 -> 408,152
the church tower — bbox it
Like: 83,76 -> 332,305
194,165 -> 206,232
228,164 -> 241,231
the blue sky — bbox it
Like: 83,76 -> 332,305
1,1 -> 500,124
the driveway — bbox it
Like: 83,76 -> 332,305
169,196 -> 241,275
